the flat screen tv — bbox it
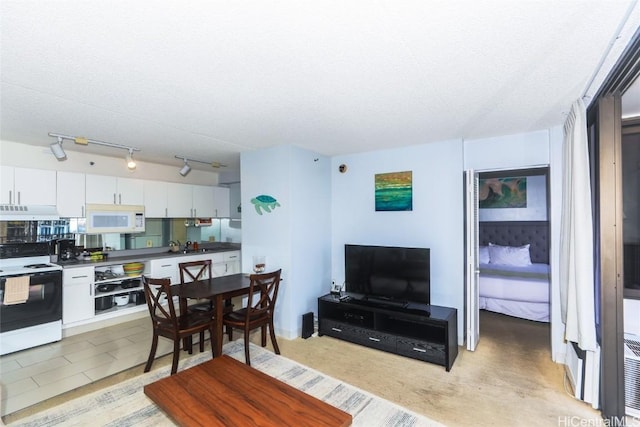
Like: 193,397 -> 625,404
344,244 -> 430,305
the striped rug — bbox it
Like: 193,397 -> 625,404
8,340 -> 443,426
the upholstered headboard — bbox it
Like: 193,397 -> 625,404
479,221 -> 549,264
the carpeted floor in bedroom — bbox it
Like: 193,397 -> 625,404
3,310 -> 603,426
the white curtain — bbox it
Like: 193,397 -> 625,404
559,98 -> 597,352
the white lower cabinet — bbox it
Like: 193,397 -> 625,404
61,250 -> 239,329
213,251 -> 240,276
62,266 -> 95,325
148,258 -> 179,284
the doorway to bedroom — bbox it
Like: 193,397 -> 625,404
469,166 -> 552,351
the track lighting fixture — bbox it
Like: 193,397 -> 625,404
49,136 -> 67,160
48,132 -> 140,169
179,159 -> 192,177
126,149 -> 136,170
174,155 -> 227,177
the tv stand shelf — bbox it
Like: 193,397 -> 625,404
318,294 -> 458,371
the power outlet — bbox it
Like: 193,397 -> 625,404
146,240 -> 153,247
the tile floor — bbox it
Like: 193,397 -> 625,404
0,317 -> 167,417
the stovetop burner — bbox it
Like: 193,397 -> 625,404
24,263 -> 54,269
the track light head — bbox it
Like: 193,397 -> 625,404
126,149 -> 136,170
50,137 -> 67,160
179,159 -> 192,177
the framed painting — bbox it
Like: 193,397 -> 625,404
375,171 -> 412,211
479,177 -> 527,209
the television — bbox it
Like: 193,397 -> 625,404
344,244 -> 430,305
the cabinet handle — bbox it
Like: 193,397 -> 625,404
113,193 -> 116,204
193,208 -> 197,217
17,191 -> 21,205
9,190 -> 12,205
368,337 -> 381,342
81,205 -> 85,217
412,347 -> 427,353
165,207 -> 168,217
228,255 -> 237,259
72,275 -> 89,279
331,327 -> 342,332
118,194 -> 122,204
161,264 -> 171,267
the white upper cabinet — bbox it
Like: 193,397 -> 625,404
85,174 -> 144,205
212,186 -> 230,217
57,171 -> 86,217
166,182 -> 193,217
192,185 -> 214,218
143,180 -> 169,218
1,167 -> 56,205
0,167 -> 14,204
165,184 -> 221,218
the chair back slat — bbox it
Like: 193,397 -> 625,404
246,269 -> 282,321
142,276 -> 178,329
179,260 -> 212,284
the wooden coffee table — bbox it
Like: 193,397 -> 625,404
144,355 -> 352,427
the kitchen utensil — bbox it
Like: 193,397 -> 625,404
114,294 -> 130,306
120,278 -> 140,289
97,283 -> 117,292
111,265 -> 125,276
130,290 -> 145,305
123,262 -> 144,276
95,295 -> 114,310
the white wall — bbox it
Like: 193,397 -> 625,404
331,139 -> 465,343
241,145 -> 331,339
0,139 -> 220,185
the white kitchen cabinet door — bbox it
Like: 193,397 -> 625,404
0,166 -> 14,204
148,258 -> 179,284
143,180 -> 168,217
192,185 -> 214,218
166,182 -> 193,217
86,174 -> 143,205
57,171 -> 86,217
85,174 -> 117,204
62,267 -> 95,324
117,177 -> 144,205
212,186 -> 230,217
224,251 -> 241,275
12,168 -> 57,205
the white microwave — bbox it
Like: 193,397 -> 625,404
85,204 -> 145,233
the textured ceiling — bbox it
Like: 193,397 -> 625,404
1,1 -> 639,173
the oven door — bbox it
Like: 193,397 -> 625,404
0,270 -> 63,333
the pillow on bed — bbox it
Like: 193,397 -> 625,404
479,246 -> 490,264
488,243 -> 532,266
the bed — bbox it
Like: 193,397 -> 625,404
478,221 -> 550,322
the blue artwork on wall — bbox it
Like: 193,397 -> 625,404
375,171 -> 413,211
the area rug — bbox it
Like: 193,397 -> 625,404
7,340 -> 443,426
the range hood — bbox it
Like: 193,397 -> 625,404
0,204 -> 60,221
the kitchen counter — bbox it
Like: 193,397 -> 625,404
56,243 -> 241,268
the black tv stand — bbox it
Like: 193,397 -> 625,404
318,294 -> 457,371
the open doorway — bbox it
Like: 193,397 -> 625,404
466,166 -> 552,350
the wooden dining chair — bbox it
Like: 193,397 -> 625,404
223,269 -> 282,366
179,260 -> 234,341
142,276 -> 215,375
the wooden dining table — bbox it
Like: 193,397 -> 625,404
176,273 -> 251,357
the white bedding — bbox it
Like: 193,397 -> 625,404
479,263 -> 550,322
